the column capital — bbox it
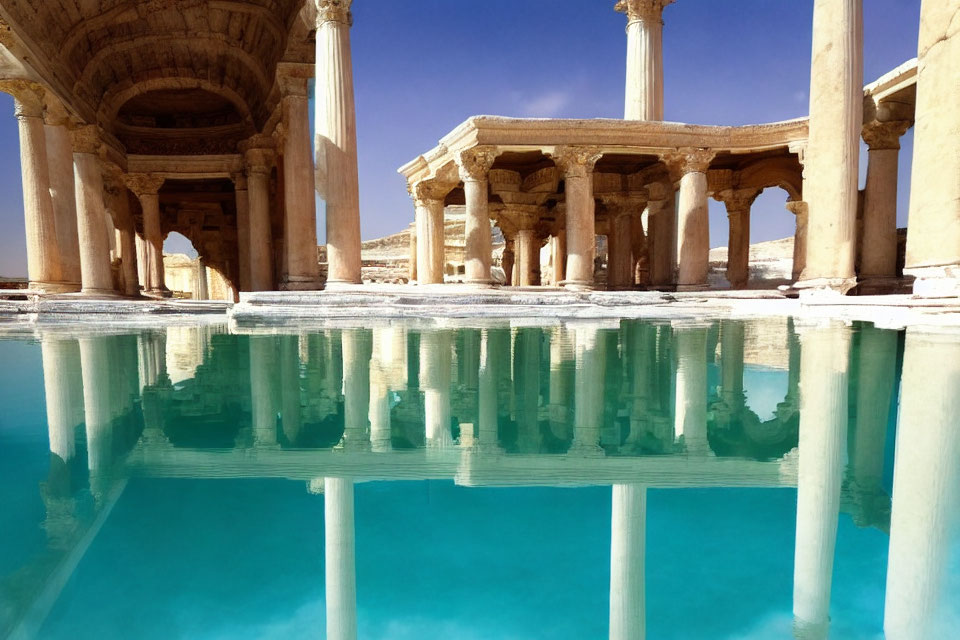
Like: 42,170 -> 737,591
410,180 -> 450,206
316,0 -> 352,26
599,193 -> 648,217
124,173 -> 166,197
861,120 -> 911,151
276,62 -> 313,98
615,0 -> 674,24
69,124 -> 102,155
716,188 -> 760,215
0,79 -> 45,118
664,147 -> 715,176
455,146 -> 499,182
243,147 -> 275,176
231,171 -> 248,190
551,146 -> 603,178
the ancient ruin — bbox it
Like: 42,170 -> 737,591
0,0 -> 956,302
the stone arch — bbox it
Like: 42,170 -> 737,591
100,77 -> 256,130
737,156 -> 803,202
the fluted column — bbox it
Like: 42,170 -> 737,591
717,188 -> 759,289
70,126 -> 114,294
43,98 -> 82,291
797,0 -> 862,292
243,146 -> 275,291
646,184 -> 676,289
673,323 -> 709,455
325,477 -> 358,640
125,173 -> 168,296
669,149 -> 714,290
420,330 -> 452,448
0,80 -> 70,292
883,329 -> 960,639
412,181 -> 446,285
278,67 -> 321,289
902,0 -> 960,295
616,0 -> 674,121
793,321 -> 851,637
341,329 -> 372,450
315,0 -> 361,285
456,147 -> 498,285
231,172 -> 252,292
610,484 -> 646,640
860,120 -> 910,287
553,147 -> 602,289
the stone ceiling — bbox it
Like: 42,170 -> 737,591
0,0 -> 314,153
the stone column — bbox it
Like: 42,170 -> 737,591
70,126 -> 114,294
315,0 -> 362,285
341,329 -> 372,450
717,188 -> 759,289
604,197 -> 643,290
902,0 -> 960,295
553,147 -> 602,289
616,0 -> 673,121
630,211 -> 649,286
786,200 -> 808,282
610,484 -> 646,640
412,182 -> 446,285
407,222 -> 417,282
420,330 -> 452,448
103,170 -> 139,297
231,172 -> 252,292
43,98 -> 82,291
3,81 -> 65,291
243,146 -> 275,291
125,173 -> 168,296
859,120 -> 910,288
515,228 -> 539,287
550,230 -> 566,285
670,149 -> 714,291
324,477 -> 358,640
456,147 -> 498,285
501,235 -> 516,286
673,323 -> 709,455
797,0 -> 862,293
793,321 -> 850,637
647,184 -> 676,289
883,329 -> 960,639
278,66 -> 321,290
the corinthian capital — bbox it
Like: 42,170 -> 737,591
664,147 -> 715,176
614,0 -> 675,24
316,0 -> 352,26
124,173 -> 166,197
551,146 -> 603,179
410,180 -> 451,205
861,120 -> 911,151
455,146 -> 499,182
0,79 -> 45,118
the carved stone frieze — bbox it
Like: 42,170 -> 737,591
861,120 -> 911,151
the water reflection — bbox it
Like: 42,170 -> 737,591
2,318 -> 958,638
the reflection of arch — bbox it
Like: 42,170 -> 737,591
100,77 -> 256,128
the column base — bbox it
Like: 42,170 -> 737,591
856,275 -> 908,295
28,281 -> 82,294
675,283 -> 710,292
323,279 -> 363,291
560,280 -> 594,291
463,278 -> 496,288
793,276 -> 858,295
78,288 -> 123,297
145,287 -> 173,298
905,265 -> 960,298
281,277 -> 323,291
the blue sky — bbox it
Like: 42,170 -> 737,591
0,0 -> 921,276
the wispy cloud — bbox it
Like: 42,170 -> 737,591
522,91 -> 572,118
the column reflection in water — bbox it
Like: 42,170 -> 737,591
420,330 -> 452,448
341,329 -> 372,450
673,322 -> 709,455
249,335 -> 279,447
548,326 -> 573,443
279,335 -> 303,444
570,324 -> 604,455
884,329 -> 960,640
792,321 -> 851,638
324,477 -> 357,640
610,484 -> 646,640
513,328 -> 542,452
369,327 -> 406,452
79,336 -> 116,498
477,328 -> 508,451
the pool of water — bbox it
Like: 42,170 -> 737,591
0,317 -> 957,639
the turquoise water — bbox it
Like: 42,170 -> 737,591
0,318 -> 957,639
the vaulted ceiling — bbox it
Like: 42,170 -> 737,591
0,0 -> 315,153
